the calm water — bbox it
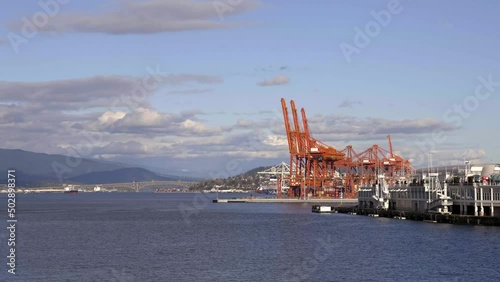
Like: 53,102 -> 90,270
0,192 -> 499,282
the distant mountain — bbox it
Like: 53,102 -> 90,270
67,167 -> 179,184
0,149 -> 197,186
0,170 -> 63,187
0,148 -> 127,180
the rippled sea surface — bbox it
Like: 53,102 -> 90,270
1,192 -> 499,281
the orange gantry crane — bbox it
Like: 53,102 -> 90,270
386,134 -> 413,180
281,98 -> 345,198
280,98 -> 413,199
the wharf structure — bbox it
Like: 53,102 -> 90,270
358,163 -> 500,217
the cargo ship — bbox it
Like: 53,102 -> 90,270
257,175 -> 289,195
256,183 -> 277,195
257,173 -> 279,194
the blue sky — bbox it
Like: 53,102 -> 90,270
1,0 -> 499,177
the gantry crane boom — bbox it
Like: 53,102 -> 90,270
281,98 -> 294,154
387,135 -> 394,158
290,100 -> 303,155
301,108 -> 310,151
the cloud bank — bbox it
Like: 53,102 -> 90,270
7,0 -> 261,35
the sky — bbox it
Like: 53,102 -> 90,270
1,0 -> 499,177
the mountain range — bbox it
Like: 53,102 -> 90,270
0,149 -> 202,186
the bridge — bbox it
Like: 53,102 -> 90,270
20,180 -> 196,192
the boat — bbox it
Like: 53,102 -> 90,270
63,185 -> 78,194
312,205 -> 337,213
256,186 -> 277,195
257,176 -> 279,195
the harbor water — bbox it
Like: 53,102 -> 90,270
1,192 -> 499,281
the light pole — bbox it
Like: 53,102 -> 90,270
427,153 -> 433,211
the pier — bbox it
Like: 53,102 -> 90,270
336,207 -> 500,226
213,198 -> 357,205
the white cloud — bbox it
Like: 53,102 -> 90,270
98,111 -> 127,125
257,74 -> 290,86
236,119 -> 253,128
83,107 -> 225,137
264,135 -> 287,146
116,107 -> 166,127
181,119 -> 208,133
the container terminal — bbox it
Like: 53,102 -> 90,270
217,98 -> 500,224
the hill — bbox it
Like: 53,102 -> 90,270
190,165 -> 272,191
67,167 -> 179,184
0,149 -> 197,186
0,149 -> 127,181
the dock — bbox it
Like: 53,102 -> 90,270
213,198 -> 357,205
337,207 -> 500,226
